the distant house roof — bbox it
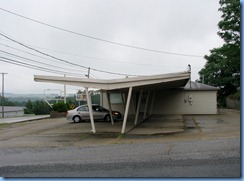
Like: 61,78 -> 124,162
0,106 -> 25,113
182,81 -> 219,91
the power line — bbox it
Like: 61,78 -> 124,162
0,56 -> 86,76
0,42 -> 87,70
0,49 -> 88,74
0,7 -> 203,58
0,33 -> 139,77
0,42 -> 188,69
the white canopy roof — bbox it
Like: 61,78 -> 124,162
34,71 -> 191,134
34,71 -> 190,91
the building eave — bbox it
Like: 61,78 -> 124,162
34,71 -> 190,91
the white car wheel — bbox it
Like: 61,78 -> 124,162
73,116 -> 81,123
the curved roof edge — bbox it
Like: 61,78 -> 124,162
34,71 -> 190,90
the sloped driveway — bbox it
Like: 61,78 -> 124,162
0,109 -> 240,148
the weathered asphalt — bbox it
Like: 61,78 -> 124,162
0,108 -> 240,177
0,137 -> 240,177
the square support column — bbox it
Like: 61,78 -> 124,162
121,87 -> 133,134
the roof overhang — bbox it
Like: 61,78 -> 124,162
34,71 -> 190,91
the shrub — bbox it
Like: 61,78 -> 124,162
52,102 -> 68,112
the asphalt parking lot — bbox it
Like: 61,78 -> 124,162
0,108 -> 240,148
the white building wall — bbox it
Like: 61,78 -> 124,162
100,90 -> 135,115
101,89 -> 218,115
152,90 -> 218,114
0,106 -> 25,118
4,110 -> 24,117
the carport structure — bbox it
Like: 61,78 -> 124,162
34,71 -> 190,134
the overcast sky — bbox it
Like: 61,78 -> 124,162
0,0 -> 223,95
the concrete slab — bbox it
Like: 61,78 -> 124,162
0,109 -> 240,148
128,115 -> 185,135
0,115 -> 50,123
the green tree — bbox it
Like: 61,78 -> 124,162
0,96 -> 16,106
33,100 -> 52,115
198,0 -> 240,104
24,99 -> 34,114
52,102 -> 68,112
91,91 -> 100,105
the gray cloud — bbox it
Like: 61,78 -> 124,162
0,0 -> 223,93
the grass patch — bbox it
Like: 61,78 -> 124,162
0,123 -> 11,129
118,133 -> 126,138
80,134 -> 90,139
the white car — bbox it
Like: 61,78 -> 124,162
66,104 -> 122,123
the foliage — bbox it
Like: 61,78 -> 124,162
0,96 -> 17,106
65,91 -> 100,109
198,0 -> 240,105
52,102 -> 68,112
24,100 -> 34,114
90,91 -> 100,105
229,89 -> 240,100
24,100 -> 52,115
33,100 -> 52,115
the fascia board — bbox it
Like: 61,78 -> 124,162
34,71 -> 190,90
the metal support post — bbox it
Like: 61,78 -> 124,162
134,89 -> 143,125
105,91 -> 114,125
149,91 -> 156,115
1,73 -> 7,118
143,91 -> 151,120
121,87 -> 133,134
85,87 -> 96,133
64,74 -> 66,104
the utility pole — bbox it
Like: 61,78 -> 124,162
87,67 -> 90,79
188,64 -> 191,88
1,73 -> 7,118
64,74 -> 66,104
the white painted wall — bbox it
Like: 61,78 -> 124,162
100,90 -> 135,115
101,90 -> 218,115
0,106 -> 25,118
1,110 -> 24,118
152,90 -> 218,114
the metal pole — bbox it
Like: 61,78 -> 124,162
64,74 -> 66,104
143,91 -> 151,120
1,73 -> 7,118
121,87 -> 133,134
105,91 -> 114,125
87,67 -> 90,78
85,87 -> 96,133
134,89 -> 143,125
188,64 -> 191,88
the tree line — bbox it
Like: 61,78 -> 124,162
1,91 -> 100,115
198,0 -> 240,106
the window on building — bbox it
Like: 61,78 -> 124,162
109,93 -> 125,104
